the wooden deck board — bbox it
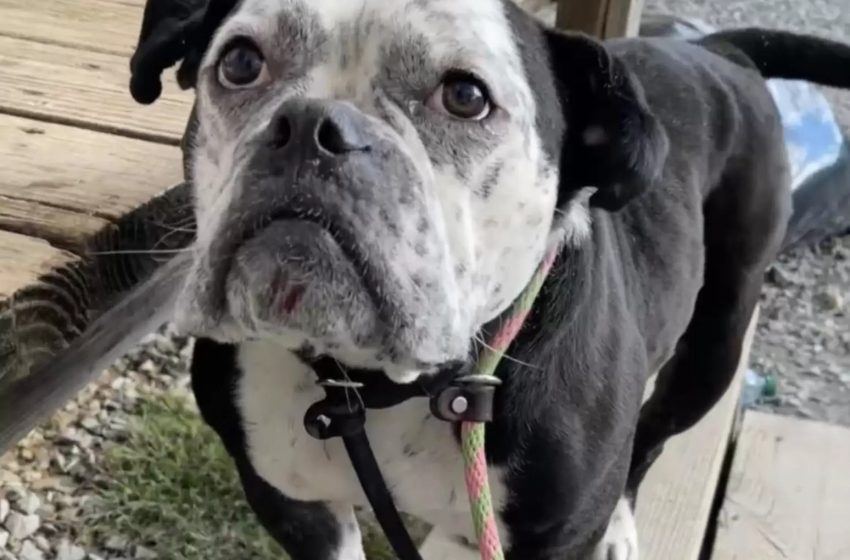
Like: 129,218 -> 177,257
0,195 -> 111,253
0,114 -> 182,224
635,307 -> 756,559
0,0 -> 144,56
711,411 -> 850,560
0,35 -> 192,143
557,0 -> 645,38
605,0 -> 645,38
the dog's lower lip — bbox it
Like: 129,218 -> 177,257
240,210 -> 359,268
223,212 -> 387,324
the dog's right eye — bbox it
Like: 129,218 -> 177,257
217,38 -> 269,89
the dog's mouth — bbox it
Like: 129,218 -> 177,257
211,203 -> 396,333
245,208 -> 368,277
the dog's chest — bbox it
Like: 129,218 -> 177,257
234,341 -> 504,533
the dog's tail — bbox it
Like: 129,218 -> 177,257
698,28 -> 850,89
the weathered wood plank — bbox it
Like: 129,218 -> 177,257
419,307 -> 758,558
556,0 -> 644,38
635,307 -> 757,560
0,195 -> 112,254
556,0 -> 609,36
712,411 -> 850,560
605,0 -> 645,38
0,114 -> 182,221
0,35 -> 192,144
0,0 -> 144,56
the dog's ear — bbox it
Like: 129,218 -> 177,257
545,31 -> 669,212
129,0 -> 237,105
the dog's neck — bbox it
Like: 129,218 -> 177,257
511,233 -> 597,347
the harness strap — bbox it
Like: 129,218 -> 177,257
304,395 -> 423,559
344,430 -> 423,558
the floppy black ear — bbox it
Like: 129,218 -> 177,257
129,0 -> 237,105
546,31 -> 669,212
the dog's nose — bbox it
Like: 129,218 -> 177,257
269,99 -> 371,155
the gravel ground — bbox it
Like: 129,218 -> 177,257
2,1 -> 849,559
1,329 -> 194,560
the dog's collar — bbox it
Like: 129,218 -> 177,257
302,356 -> 498,441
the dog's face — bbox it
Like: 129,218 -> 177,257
131,0 -> 668,382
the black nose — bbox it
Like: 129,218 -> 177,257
270,99 -> 371,155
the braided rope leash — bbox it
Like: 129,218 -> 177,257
461,248 -> 559,560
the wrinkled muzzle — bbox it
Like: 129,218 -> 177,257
181,98 -> 471,375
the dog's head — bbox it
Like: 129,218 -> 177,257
131,0 -> 667,382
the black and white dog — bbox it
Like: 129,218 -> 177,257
130,1 -> 850,558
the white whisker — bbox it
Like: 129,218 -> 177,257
473,333 -> 540,370
89,248 -> 193,256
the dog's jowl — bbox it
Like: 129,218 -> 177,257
130,0 -> 850,558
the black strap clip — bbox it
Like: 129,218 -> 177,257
303,379 -> 366,440
302,378 -> 424,560
430,374 -> 501,423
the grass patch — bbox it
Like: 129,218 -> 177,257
88,396 -> 283,559
86,396 -> 411,559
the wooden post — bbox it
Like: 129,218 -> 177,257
556,0 -> 645,38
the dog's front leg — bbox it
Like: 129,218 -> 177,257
238,462 -> 366,560
590,496 -> 639,560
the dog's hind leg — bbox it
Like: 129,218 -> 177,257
626,139 -> 791,498
238,464 -> 366,560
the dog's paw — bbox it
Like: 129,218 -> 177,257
592,496 -> 639,560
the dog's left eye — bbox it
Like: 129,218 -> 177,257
427,71 -> 492,121
217,38 -> 269,88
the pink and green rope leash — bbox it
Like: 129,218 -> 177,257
461,247 -> 560,560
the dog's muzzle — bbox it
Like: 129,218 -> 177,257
189,98 -> 468,369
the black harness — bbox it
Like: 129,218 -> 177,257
302,356 -> 498,560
